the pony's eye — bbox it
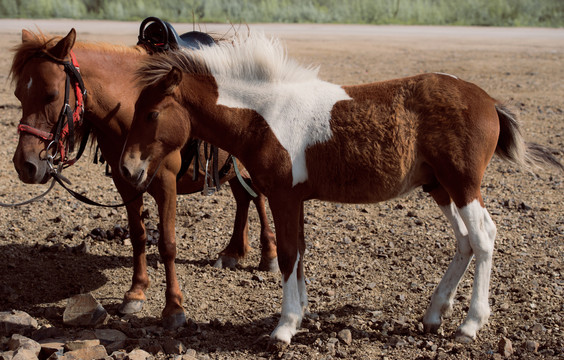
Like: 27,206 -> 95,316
148,111 -> 159,121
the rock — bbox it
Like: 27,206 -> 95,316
0,351 -> 14,360
64,339 -> 100,351
10,348 -> 38,360
63,294 -> 107,327
94,329 -> 127,346
498,337 -> 513,357
337,329 -> 352,345
180,349 -> 198,360
60,345 -> 107,359
125,349 -> 153,360
524,340 -> 539,353
0,311 -> 38,336
31,326 -> 65,341
110,351 -> 128,360
162,338 -> 186,355
38,339 -> 65,359
7,334 -> 40,356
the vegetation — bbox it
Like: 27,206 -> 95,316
1,0 -> 562,27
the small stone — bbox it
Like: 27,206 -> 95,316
524,340 -> 539,353
125,348 -> 152,360
38,339 -> 65,358
337,329 -> 352,345
64,339 -> 100,351
0,311 -> 38,336
498,337 -> 513,357
162,338 -> 186,355
7,334 -> 40,356
63,294 -> 107,327
62,344 -> 107,359
10,348 -> 38,360
94,329 -> 127,346
110,351 -> 128,360
0,350 -> 15,360
182,349 -> 197,359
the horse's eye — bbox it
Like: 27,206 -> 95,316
148,111 -> 159,121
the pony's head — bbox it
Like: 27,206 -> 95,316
11,29 -> 79,184
120,66 -> 190,188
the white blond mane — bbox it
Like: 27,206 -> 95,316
181,32 -> 320,84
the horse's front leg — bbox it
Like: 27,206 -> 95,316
114,180 -> 149,315
151,173 -> 186,329
269,198 -> 306,347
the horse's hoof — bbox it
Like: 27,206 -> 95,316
162,311 -> 187,330
258,257 -> 279,273
213,255 -> 238,269
267,338 -> 289,352
118,299 -> 144,315
453,329 -> 475,343
423,322 -> 441,334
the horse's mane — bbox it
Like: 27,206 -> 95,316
9,30 -> 146,83
137,33 -> 320,88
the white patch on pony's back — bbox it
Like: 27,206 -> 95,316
26,77 -> 33,91
434,72 -> 458,79
189,33 -> 351,186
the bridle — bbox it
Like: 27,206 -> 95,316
1,51 -> 88,208
17,50 -> 88,170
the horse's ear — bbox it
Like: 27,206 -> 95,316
163,67 -> 183,94
21,29 -> 34,43
49,28 -> 76,59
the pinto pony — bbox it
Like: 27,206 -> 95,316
120,34 -> 563,345
10,29 -> 278,329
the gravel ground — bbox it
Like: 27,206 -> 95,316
0,21 -> 562,359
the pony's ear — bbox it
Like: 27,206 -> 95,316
162,67 -> 183,94
49,28 -> 76,59
21,29 -> 34,43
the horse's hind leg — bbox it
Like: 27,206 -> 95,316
253,192 -> 278,272
455,198 -> 496,342
423,186 -> 473,333
213,178 -> 252,269
215,178 -> 278,272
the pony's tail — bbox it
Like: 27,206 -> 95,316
495,104 -> 564,171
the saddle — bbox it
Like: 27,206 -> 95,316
138,17 -> 215,52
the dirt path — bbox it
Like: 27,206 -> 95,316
0,20 -> 562,359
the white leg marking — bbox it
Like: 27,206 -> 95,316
423,202 -> 473,332
271,254 -> 304,344
455,200 -> 496,341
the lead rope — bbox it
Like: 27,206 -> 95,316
0,179 -> 56,207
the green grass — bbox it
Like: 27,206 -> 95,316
1,0 -> 562,27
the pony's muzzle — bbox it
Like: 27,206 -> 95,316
120,157 -> 148,187
12,151 -> 50,184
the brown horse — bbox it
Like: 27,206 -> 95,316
120,34 -> 563,345
10,29 -> 278,329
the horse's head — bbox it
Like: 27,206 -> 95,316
11,29 -> 79,184
120,67 -> 190,188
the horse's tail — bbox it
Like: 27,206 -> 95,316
495,104 -> 564,171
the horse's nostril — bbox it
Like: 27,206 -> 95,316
121,165 -> 132,180
23,161 -> 38,179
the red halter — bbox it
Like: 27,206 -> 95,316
17,51 -> 86,167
